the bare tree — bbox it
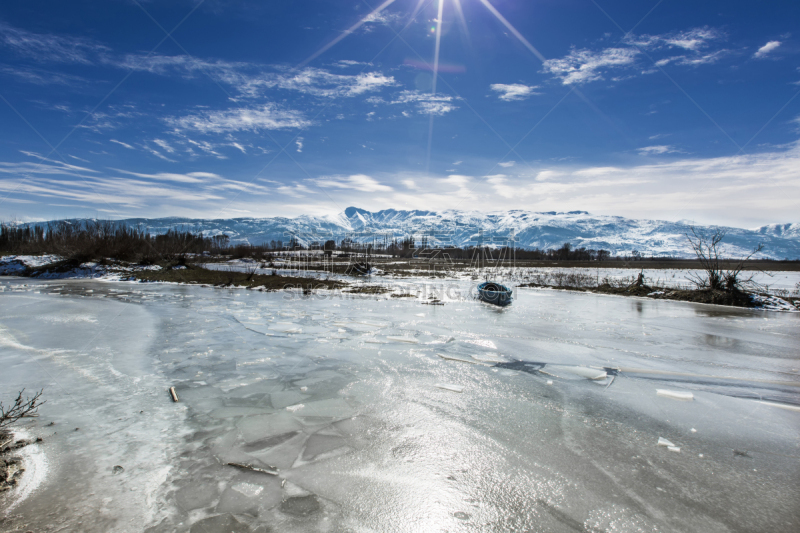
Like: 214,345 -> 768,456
685,227 -> 764,292
0,389 -> 44,431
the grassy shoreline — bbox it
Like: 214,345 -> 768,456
518,282 -> 776,308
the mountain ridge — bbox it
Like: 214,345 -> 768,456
15,208 -> 800,259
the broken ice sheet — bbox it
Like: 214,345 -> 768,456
270,390 -> 310,409
231,481 -> 264,497
268,322 -> 303,334
550,365 -> 608,380
386,335 -> 419,343
434,383 -> 464,393
236,412 -> 303,443
290,398 -> 356,418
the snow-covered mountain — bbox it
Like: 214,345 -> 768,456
25,207 -> 800,259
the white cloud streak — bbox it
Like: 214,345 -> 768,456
544,27 -> 726,85
490,83 -> 540,101
754,40 -> 781,59
165,104 -> 311,134
391,90 -> 458,115
313,174 -> 392,192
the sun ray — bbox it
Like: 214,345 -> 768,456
426,0 -> 446,173
431,0 -> 445,95
298,0 -> 397,69
478,0 -> 546,63
452,0 -> 470,42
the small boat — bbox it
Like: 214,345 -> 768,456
477,281 -> 513,306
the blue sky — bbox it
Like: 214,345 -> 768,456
0,0 -> 798,227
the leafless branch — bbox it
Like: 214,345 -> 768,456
0,389 -> 45,430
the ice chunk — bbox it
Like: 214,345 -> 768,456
657,389 -> 694,401
232,482 -> 264,497
269,322 -> 303,334
292,398 -> 355,418
175,482 -> 219,511
546,380 -> 554,385
470,353 -> 511,363
668,446 -> 681,453
756,400 -> 800,412
236,412 -> 303,443
189,514 -> 250,533
691,428 -> 697,433
286,404 -> 305,412
437,353 -> 483,365
434,383 -> 464,393
209,407 -> 272,419
293,370 -> 344,387
270,390 -> 309,409
301,433 -> 348,461
657,437 -> 675,447
386,335 -> 419,344
556,366 -> 607,380
280,494 -> 321,517
283,480 -> 311,497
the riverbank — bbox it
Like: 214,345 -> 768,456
2,254 -> 798,311
519,281 -> 799,311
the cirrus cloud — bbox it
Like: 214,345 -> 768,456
490,83 -> 540,101
165,104 -> 311,134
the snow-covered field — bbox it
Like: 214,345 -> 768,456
1,278 -> 799,532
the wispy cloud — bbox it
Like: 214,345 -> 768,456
543,48 -> 639,85
0,21 -> 108,64
0,22 -> 396,102
498,161 -> 516,168
490,83 -> 540,101
165,104 -> 311,134
77,106 -> 142,132
118,54 -> 396,99
625,27 -> 722,51
544,27 -> 726,85
110,139 -> 135,150
637,145 -> 679,155
153,139 -> 176,153
186,139 -> 225,158
314,174 -> 392,192
0,65 -> 89,86
143,145 -> 177,163
391,90 -> 459,115
754,40 -> 781,59
112,170 -> 209,184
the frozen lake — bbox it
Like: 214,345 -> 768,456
1,278 -> 799,532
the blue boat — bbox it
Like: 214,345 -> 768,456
477,281 -> 513,306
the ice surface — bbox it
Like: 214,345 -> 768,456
1,278 -> 799,533
236,412 -> 303,443
386,335 -> 419,343
551,365 -> 608,380
657,389 -> 695,401
434,383 -> 465,393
